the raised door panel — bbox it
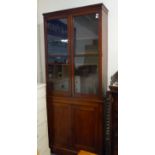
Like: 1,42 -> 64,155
72,104 -> 99,153
48,103 -> 71,148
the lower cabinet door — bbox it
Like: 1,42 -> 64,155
49,103 -> 71,149
47,99 -> 102,155
71,104 -> 99,153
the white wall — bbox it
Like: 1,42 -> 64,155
37,0 -> 118,86
37,24 -> 42,83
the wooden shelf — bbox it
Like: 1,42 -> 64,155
75,63 -> 98,66
48,54 -> 68,57
75,51 -> 98,56
76,37 -> 98,40
48,63 -> 69,65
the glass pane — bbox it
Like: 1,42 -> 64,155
48,56 -> 68,64
47,18 -> 68,55
74,13 -> 99,55
48,65 -> 69,91
74,56 -> 98,94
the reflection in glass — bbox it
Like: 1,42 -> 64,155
47,18 -> 68,55
74,56 -> 98,94
48,56 -> 68,64
48,65 -> 69,91
74,14 -> 98,55
75,56 -> 98,66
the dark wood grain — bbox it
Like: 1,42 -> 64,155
43,3 -> 108,18
72,104 -> 98,152
50,103 -> 71,147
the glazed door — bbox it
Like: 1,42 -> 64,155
46,17 -> 72,96
72,13 -> 101,97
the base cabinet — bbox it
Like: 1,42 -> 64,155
47,97 -> 103,155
